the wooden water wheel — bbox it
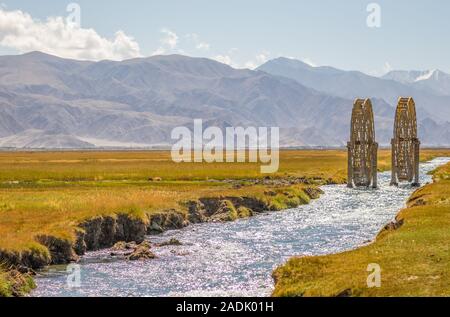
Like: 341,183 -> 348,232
390,97 -> 420,186
347,99 -> 378,188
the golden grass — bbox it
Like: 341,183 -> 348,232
0,149 -> 449,296
272,160 -> 450,297
0,149 -> 449,252
1,149 -> 447,183
0,150 -> 341,250
0,150 -> 350,182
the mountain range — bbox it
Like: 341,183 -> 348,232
0,51 -> 449,148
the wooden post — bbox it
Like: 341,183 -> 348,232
390,139 -> 398,186
412,139 -> 421,187
347,142 -> 353,188
372,142 -> 378,189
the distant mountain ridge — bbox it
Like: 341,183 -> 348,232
383,69 -> 450,96
0,52 -> 449,148
257,57 -> 450,145
258,58 -> 450,121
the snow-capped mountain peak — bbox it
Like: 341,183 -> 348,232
383,69 -> 448,83
381,69 -> 450,96
415,69 -> 440,82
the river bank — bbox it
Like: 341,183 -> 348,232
1,150 -> 341,297
1,150 -> 449,297
272,159 -> 450,297
31,158 -> 450,297
0,183 -> 324,270
1,184 -> 323,297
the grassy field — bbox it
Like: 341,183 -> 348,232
0,150 -> 352,183
0,149 -> 449,251
273,160 -> 450,297
0,148 -> 449,296
0,149 -> 351,251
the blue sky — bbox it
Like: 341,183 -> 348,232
0,0 -> 449,75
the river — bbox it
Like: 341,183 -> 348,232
33,157 -> 450,297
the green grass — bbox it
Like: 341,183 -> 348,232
272,161 -> 450,297
0,266 -> 36,297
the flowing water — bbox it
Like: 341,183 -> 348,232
33,158 -> 450,297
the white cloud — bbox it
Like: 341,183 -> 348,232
196,42 -> 210,50
214,54 -> 233,66
244,51 -> 270,70
186,33 -> 210,51
152,47 -> 166,56
213,48 -> 245,68
244,61 -> 257,69
383,61 -> 392,74
302,58 -> 316,67
0,8 -> 141,61
152,28 -> 181,55
154,31 -> 210,56
214,50 -> 273,70
282,55 -> 317,67
160,28 -> 178,49
367,61 -> 393,77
